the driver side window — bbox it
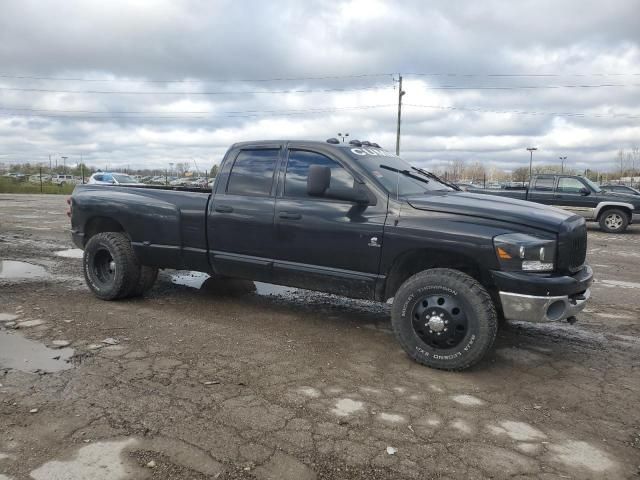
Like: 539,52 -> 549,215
557,177 -> 586,194
284,150 -> 354,198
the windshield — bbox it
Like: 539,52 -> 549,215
347,148 -> 453,196
582,177 -> 601,193
113,174 -> 137,184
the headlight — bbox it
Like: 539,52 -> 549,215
493,233 -> 556,272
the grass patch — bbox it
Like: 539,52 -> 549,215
0,178 -> 76,195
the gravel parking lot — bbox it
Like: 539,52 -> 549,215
1,194 -> 639,479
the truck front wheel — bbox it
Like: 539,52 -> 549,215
598,208 -> 629,233
391,268 -> 498,371
83,232 -> 141,300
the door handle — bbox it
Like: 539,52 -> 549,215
278,212 -> 302,220
214,204 -> 233,213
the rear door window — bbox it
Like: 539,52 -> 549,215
227,149 -> 279,197
533,177 -> 554,191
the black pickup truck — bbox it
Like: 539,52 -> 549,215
471,174 -> 640,233
69,140 -> 593,370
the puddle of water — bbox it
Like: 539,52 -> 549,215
451,394 -> 485,406
30,438 -> 141,480
379,412 -> 406,423
169,271 -> 296,297
0,331 -> 74,373
598,279 -> 640,290
54,249 -> 84,259
331,398 -> 364,416
170,271 -> 209,289
0,261 -> 47,280
488,421 -> 547,441
297,386 -> 321,398
548,440 -> 615,473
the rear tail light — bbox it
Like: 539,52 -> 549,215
66,197 -> 72,218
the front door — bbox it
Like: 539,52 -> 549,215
553,176 -> 598,218
208,146 -> 282,281
272,148 -> 387,299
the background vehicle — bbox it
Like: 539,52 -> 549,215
70,140 -> 592,371
601,184 -> 640,196
471,174 -> 640,233
51,174 -> 77,185
88,172 -> 143,186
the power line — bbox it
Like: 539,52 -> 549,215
0,85 -> 393,95
419,83 -> 640,90
0,104 -> 397,120
405,72 -> 640,78
404,103 -> 640,119
0,73 -> 393,83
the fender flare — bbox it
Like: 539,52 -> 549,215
594,201 -> 634,219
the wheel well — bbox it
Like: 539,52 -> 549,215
597,206 -> 631,221
83,217 -> 124,245
384,249 -> 484,300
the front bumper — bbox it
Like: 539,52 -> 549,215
492,265 -> 593,323
500,289 -> 590,322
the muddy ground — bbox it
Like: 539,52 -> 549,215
0,193 -> 639,480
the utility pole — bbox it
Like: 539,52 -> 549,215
527,147 -> 538,186
61,156 -> 68,174
559,156 -> 567,173
49,154 -> 52,172
395,75 -> 406,156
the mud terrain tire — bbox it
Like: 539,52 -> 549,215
83,232 -> 141,300
391,268 -> 497,370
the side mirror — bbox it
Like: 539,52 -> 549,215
307,165 -> 331,196
324,187 -> 371,204
580,187 -> 590,196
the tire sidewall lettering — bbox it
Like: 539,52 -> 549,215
403,283 -> 475,361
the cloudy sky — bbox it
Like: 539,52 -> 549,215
0,0 -> 638,175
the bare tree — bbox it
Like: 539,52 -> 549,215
512,167 -> 529,185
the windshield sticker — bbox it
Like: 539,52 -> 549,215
350,148 -> 398,158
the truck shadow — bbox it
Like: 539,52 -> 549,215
153,270 -> 608,373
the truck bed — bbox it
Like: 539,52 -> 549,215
71,184 -> 212,271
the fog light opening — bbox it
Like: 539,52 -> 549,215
546,300 -> 567,321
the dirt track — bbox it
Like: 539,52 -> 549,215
1,193 -> 639,480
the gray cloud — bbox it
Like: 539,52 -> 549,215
0,0 -> 638,174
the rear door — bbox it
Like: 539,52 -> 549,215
527,176 -> 556,204
272,147 -> 387,299
208,145 -> 282,281
553,176 -> 598,218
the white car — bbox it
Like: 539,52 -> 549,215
88,172 -> 144,186
51,174 -> 78,185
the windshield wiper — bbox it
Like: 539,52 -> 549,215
380,165 -> 430,184
411,167 -> 460,191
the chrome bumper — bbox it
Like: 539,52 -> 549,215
499,289 -> 590,323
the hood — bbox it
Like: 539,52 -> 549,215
407,191 -> 577,232
601,191 -> 640,201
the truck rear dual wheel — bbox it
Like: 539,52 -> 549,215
83,232 -> 157,300
599,209 -> 629,233
391,268 -> 498,371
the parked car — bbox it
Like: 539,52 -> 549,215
88,172 -> 143,186
471,174 -> 640,233
29,174 -> 52,183
51,174 -> 78,185
601,184 -> 640,196
70,139 -> 592,371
